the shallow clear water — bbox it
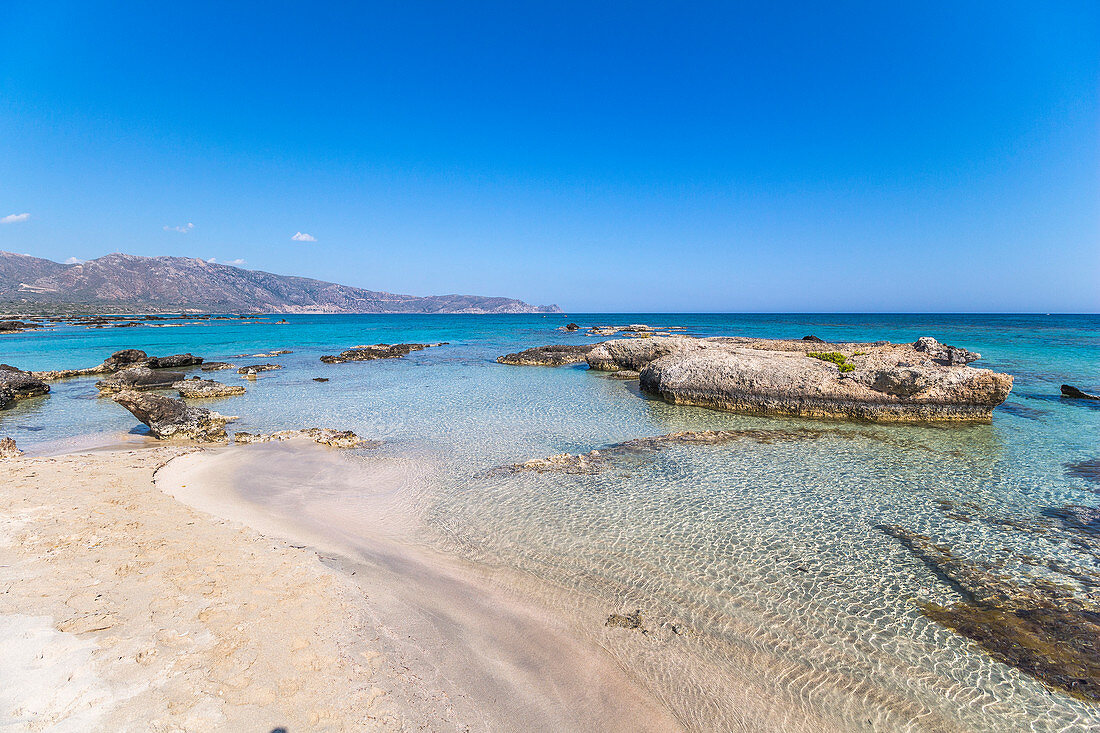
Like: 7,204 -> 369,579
3,313 -> 1099,730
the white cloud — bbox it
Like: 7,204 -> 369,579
206,257 -> 246,266
64,256 -> 85,264
164,222 -> 194,233
1,213 -> 30,224
291,231 -> 317,242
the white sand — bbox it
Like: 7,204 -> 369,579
0,445 -> 682,731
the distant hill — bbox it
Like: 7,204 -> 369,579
0,252 -> 561,314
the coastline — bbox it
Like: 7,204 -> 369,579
0,441 -> 682,732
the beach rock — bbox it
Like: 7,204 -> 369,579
1061,384 -> 1100,400
912,336 -> 980,366
96,366 -> 184,393
111,390 -> 235,441
147,353 -> 203,369
0,436 -> 21,458
497,344 -> 597,366
237,363 -> 283,374
200,362 -> 235,371
320,343 -> 432,364
585,335 -> 1011,423
102,349 -> 150,371
173,377 -> 246,398
233,428 -> 377,449
0,365 -> 50,409
586,336 -> 697,371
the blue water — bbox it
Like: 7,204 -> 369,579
3,313 -> 1099,731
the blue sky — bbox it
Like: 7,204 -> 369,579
1,2 -> 1097,312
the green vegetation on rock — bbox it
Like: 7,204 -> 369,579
808,351 -> 855,373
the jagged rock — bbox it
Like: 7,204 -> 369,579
200,362 -> 235,371
0,365 -> 50,409
497,344 -> 597,366
1062,385 -> 1100,400
102,349 -> 150,371
912,336 -> 980,366
173,378 -> 246,398
320,343 -> 432,364
586,335 -> 1011,423
233,428 -> 377,449
96,366 -> 184,393
237,363 -> 283,374
565,323 -> 579,331
0,436 -> 21,458
111,390 -> 235,441
147,353 -> 203,369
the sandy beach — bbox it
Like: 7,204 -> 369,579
0,443 -> 681,732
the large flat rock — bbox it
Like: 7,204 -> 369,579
587,336 -> 1012,423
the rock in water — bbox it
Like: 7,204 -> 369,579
233,428 -> 377,448
585,335 -> 1012,423
101,349 -> 149,371
1062,384 -> 1100,400
200,362 -> 235,371
96,366 -> 184,393
497,344 -> 596,366
565,322 -> 579,331
111,390 -> 235,441
147,353 -> 204,368
319,343 -> 432,364
173,378 -> 246,398
237,363 -> 283,374
0,365 -> 50,409
0,437 -> 22,458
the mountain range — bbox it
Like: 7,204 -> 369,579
0,252 -> 561,314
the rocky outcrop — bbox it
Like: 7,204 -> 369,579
0,365 -> 50,409
31,349 -> 204,381
320,343 -> 433,364
1062,385 -> 1100,400
237,363 -> 283,375
111,390 -> 235,441
147,353 -> 203,369
585,335 -> 1012,423
0,436 -> 21,458
233,428 -> 378,449
497,344 -> 597,366
96,366 -> 184,393
173,378 -> 246,398
200,362 -> 235,371
0,320 -> 39,333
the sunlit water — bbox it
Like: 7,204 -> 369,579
3,313 -> 1099,730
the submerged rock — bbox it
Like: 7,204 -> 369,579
0,365 -> 50,409
1067,459 -> 1100,485
319,343 -> 433,364
584,335 -> 1012,423
111,390 -> 235,441
233,428 -> 377,449
0,436 -> 22,458
96,366 -> 184,393
497,344 -> 597,366
1062,385 -> 1100,400
173,377 -> 246,398
881,524 -> 1100,702
605,610 -> 646,633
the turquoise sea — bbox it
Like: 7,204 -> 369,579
3,313 -> 1100,731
